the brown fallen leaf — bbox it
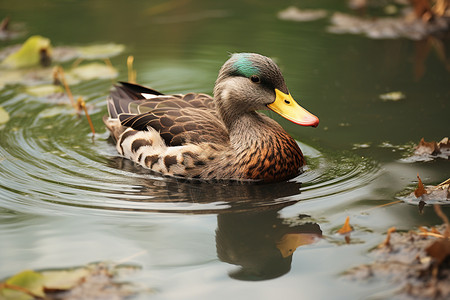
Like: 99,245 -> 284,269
344,224 -> 450,299
414,173 -> 428,198
404,137 -> 450,162
278,6 -> 328,22
406,177 -> 450,205
415,138 -> 440,155
0,262 -> 141,300
411,0 -> 432,20
426,238 -> 450,264
337,216 -> 353,234
439,137 -> 450,150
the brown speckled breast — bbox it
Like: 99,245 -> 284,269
234,130 -> 304,182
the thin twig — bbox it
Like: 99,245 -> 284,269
418,232 -> 445,238
115,250 -> 147,265
362,200 -> 402,212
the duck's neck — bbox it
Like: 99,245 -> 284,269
228,112 -> 270,149
213,85 -> 305,181
227,112 -> 305,182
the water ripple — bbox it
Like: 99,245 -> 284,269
0,92 -> 379,217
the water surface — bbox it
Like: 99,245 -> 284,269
1,1 -> 449,299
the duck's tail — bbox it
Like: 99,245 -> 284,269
104,82 -> 164,141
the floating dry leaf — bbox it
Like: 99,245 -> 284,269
278,6 -> 328,22
344,224 -> 450,298
327,11 -> 449,40
0,262 -> 141,300
426,238 -> 450,264
379,91 -> 405,101
401,177 -> 450,206
0,106 -> 10,125
337,216 -> 353,234
414,173 -> 427,198
415,137 -> 441,155
0,17 -> 25,41
402,137 -> 450,162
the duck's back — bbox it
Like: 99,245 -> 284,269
105,82 -> 229,146
104,82 -> 234,180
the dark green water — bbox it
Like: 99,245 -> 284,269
0,1 -> 449,299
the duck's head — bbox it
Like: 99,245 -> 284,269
214,53 -> 319,128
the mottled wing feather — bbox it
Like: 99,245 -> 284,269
107,82 -> 163,118
117,81 -> 164,98
109,82 -> 229,147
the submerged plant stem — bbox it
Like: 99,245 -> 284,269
57,66 -> 76,109
77,97 -> 95,137
127,55 -> 136,83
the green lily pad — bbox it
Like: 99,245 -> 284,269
0,270 -> 45,300
24,84 -> 64,97
69,62 -> 118,81
0,106 -> 10,125
0,35 -> 52,69
76,43 -> 125,59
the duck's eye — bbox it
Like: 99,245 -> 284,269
250,75 -> 260,83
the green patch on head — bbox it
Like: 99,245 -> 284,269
232,53 -> 259,78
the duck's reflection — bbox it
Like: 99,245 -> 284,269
109,157 -> 310,212
216,209 -> 321,281
109,157 -> 322,280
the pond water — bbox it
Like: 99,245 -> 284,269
0,0 -> 449,299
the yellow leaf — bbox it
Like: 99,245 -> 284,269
1,270 -> 45,300
1,35 -> 52,69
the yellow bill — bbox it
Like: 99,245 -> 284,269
267,89 -> 319,127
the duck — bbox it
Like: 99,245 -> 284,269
104,53 -> 319,183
